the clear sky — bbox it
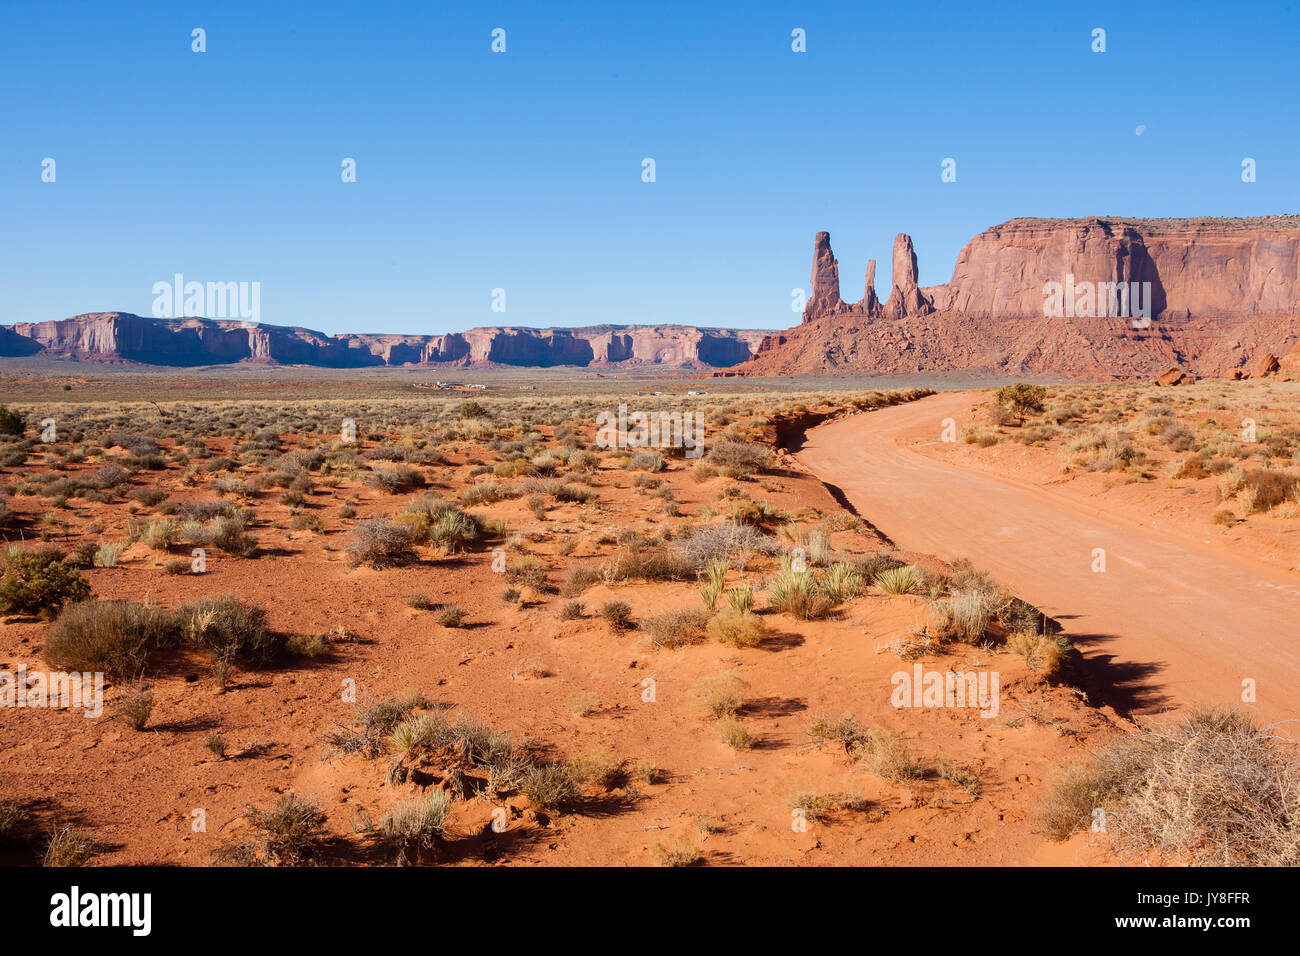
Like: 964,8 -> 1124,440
3,0 -> 1297,335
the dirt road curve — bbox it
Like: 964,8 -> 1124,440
795,392 -> 1300,722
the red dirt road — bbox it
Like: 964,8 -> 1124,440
795,392 -> 1300,723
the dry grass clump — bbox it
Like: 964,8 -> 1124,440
650,837 -> 703,866
323,688 -> 429,759
213,794 -> 330,866
1006,632 -> 1069,679
806,713 -> 866,751
705,440 -> 771,479
116,683 -> 154,731
696,672 -> 749,717
640,607 -> 708,648
43,826 -> 99,867
521,763 -> 582,810
381,791 -> 452,865
716,715 -> 758,750
851,730 -> 926,782
1038,705 -> 1300,865
177,595 -> 281,664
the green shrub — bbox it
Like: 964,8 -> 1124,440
0,549 -> 92,618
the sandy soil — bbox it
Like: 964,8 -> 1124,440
0,389 -> 1123,866
794,392 -> 1300,724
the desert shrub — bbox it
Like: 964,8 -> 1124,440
1241,468 -> 1296,512
1158,424 -> 1196,451
650,838 -> 703,867
285,633 -> 329,657
141,518 -> 180,551
706,609 -> 765,647
601,547 -> 692,583
557,600 -> 584,621
854,551 -> 904,580
346,519 -> 417,569
93,542 -> 125,567
822,562 -> 863,605
600,600 -> 635,632
230,794 -> 329,866
640,607 -> 708,648
428,509 -> 477,553
365,464 -> 425,494
0,801 -> 28,843
705,440 -> 771,479
995,383 -> 1047,420
673,522 -> 780,570
0,549 -> 91,618
945,588 -> 995,643
1038,705 -> 1299,865
210,515 -> 258,557
434,605 -> 466,627
0,406 -> 24,437
43,600 -> 174,677
627,451 -> 665,473
176,595 -> 280,664
807,713 -> 867,750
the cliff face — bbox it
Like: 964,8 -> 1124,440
737,216 -> 1300,379
1,314 -> 768,369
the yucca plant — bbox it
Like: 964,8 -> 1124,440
429,509 -> 477,553
823,562 -> 863,605
725,584 -> 754,614
873,564 -> 920,595
699,558 -> 729,610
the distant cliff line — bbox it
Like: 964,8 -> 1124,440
0,314 -> 768,369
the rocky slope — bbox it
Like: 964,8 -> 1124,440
735,216 -> 1300,379
0,313 -> 767,369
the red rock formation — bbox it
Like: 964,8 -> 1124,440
2,314 -> 767,370
882,234 -> 932,320
736,216 -> 1300,380
1156,367 -> 1193,386
803,231 -> 845,322
1250,352 -> 1280,377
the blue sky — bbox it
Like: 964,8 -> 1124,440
2,0 -> 1297,335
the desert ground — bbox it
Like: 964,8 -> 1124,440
0,373 -> 1295,867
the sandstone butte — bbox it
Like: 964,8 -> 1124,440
3,216 -> 1298,379
0,317 -> 767,370
727,215 -> 1300,381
